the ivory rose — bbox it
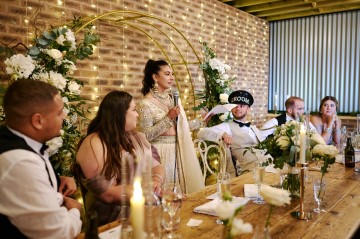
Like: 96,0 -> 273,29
219,93 -> 229,103
47,49 -> 63,60
259,184 -> 291,206
276,135 -> 290,150
312,144 -> 338,158
310,132 -> 326,146
230,218 -> 253,235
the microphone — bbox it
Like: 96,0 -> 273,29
172,88 -> 179,123
173,88 -> 179,106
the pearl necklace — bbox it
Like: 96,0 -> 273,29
151,89 -> 173,109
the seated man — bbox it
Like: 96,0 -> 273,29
0,79 -> 82,238
197,90 -> 266,176
261,96 -> 316,138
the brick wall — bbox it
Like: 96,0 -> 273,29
0,0 -> 269,126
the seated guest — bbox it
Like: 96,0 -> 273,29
137,59 -> 204,194
310,96 -> 341,146
261,96 -> 316,138
75,90 -> 165,226
197,90 -> 266,176
0,79 -> 82,238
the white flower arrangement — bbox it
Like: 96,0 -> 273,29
1,18 -> 100,175
214,195 -> 253,239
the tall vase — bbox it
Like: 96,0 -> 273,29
281,166 -> 300,198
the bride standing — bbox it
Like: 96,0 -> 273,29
137,59 -> 204,194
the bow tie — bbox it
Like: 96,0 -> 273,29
234,121 -> 251,128
40,144 -> 49,155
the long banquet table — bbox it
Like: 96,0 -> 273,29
75,162 -> 360,239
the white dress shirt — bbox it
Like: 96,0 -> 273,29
0,128 -> 82,239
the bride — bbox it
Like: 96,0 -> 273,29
137,59 -> 204,194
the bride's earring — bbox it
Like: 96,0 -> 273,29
153,81 -> 159,90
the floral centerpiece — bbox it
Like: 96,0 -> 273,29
215,193 -> 253,239
194,41 -> 235,127
249,120 -> 338,196
0,18 -> 100,176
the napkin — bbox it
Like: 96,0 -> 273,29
244,184 -> 258,199
193,197 -> 249,216
187,218 -> 203,227
99,225 -> 121,239
335,154 -> 360,164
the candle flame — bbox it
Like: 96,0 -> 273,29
133,178 -> 143,200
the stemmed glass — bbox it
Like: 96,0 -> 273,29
161,183 -> 183,238
313,179 -> 326,213
216,172 -> 231,224
253,163 -> 265,204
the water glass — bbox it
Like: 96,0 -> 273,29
217,172 -> 231,200
253,163 -> 265,204
313,179 -> 326,213
161,183 -> 182,239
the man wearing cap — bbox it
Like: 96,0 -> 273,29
261,96 -> 316,138
197,90 -> 266,176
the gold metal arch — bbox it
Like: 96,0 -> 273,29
74,10 -> 203,112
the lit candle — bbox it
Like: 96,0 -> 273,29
130,177 -> 145,239
300,124 -> 306,164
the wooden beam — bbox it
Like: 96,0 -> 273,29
241,0 -> 313,13
232,0 -> 280,8
254,4 -> 315,17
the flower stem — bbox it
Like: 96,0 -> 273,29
265,205 -> 274,228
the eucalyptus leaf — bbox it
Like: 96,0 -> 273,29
28,46 -> 40,56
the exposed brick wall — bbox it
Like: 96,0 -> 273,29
0,0 -> 269,126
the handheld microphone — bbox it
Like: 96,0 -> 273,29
172,88 -> 179,122
173,88 -> 179,106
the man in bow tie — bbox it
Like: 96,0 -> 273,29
261,96 -> 316,138
197,90 -> 267,176
0,80 -> 82,238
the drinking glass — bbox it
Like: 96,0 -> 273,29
217,172 -> 231,200
313,179 -> 326,213
253,163 -> 265,204
161,183 -> 183,239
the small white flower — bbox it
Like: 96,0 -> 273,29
260,184 -> 291,207
231,218 -> 253,236
215,200 -> 236,220
56,34 -> 66,45
62,96 -> 69,103
65,29 -> 76,51
47,49 -> 63,60
68,81 -> 81,95
219,93 -> 229,103
4,54 -> 35,79
222,74 -> 229,80
49,71 -> 67,91
62,59 -> 77,74
219,113 -> 227,122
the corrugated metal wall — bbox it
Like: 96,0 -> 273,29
269,10 -> 360,113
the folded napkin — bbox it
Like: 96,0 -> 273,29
193,197 -> 249,216
244,184 -> 258,199
187,218 -> 203,227
99,225 -> 121,239
335,154 -> 360,164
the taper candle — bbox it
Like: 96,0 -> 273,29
130,177 -> 145,239
300,124 -> 306,164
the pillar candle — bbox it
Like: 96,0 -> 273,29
300,124 -> 306,164
130,177 -> 145,239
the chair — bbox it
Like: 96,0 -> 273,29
193,138 -> 227,182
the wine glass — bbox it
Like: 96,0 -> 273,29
161,183 -> 183,238
253,163 -> 265,204
313,179 -> 326,213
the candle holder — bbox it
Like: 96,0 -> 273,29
291,162 -> 313,220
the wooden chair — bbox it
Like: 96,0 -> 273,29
193,138 -> 227,182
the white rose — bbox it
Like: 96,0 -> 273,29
312,144 -> 338,158
276,136 -> 290,150
47,136 -> 63,156
219,114 -> 227,122
68,81 -> 81,95
215,200 -> 236,220
259,184 -> 291,207
231,218 -> 253,236
47,49 -> 63,60
219,93 -> 229,103
56,34 -> 65,45
310,132 -> 326,146
49,71 -> 66,91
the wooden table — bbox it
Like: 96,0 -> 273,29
76,162 -> 360,239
